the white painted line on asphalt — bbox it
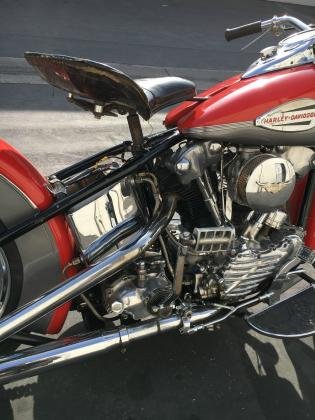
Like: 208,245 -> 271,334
266,0 -> 314,5
0,56 -> 242,86
0,75 -> 45,84
0,110 -> 167,130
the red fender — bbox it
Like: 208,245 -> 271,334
0,139 -> 76,334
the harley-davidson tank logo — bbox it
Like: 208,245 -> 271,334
255,99 -> 315,132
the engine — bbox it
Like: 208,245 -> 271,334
99,141 -> 314,322
154,141 -> 314,302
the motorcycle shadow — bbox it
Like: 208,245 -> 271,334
0,317 -> 314,420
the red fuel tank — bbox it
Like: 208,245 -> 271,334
165,64 -> 315,146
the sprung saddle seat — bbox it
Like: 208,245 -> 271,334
25,53 -> 196,120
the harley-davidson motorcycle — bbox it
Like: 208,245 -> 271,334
0,14 -> 315,383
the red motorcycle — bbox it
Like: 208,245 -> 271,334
0,14 -> 315,383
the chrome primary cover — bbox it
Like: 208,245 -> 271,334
0,249 -> 10,318
243,29 -> 315,79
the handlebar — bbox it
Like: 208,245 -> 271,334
225,15 -> 311,42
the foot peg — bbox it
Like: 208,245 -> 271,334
247,286 -> 315,338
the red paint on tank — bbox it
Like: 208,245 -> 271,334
0,139 -> 76,333
165,65 -> 315,131
164,74 -> 241,128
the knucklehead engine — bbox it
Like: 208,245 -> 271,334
99,139 -> 314,323
148,141 -> 314,302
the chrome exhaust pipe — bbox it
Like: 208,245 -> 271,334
0,308 -> 218,384
0,195 -> 177,343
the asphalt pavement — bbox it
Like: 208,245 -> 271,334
0,1 -> 315,419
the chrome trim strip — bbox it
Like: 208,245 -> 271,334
182,122 -> 254,140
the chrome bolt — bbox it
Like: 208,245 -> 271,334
175,158 -> 190,174
111,301 -> 124,314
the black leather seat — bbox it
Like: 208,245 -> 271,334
135,77 -> 196,116
25,52 -> 196,120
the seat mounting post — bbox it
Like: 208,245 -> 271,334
127,113 -> 144,153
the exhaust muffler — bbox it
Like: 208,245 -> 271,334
0,308 -> 218,384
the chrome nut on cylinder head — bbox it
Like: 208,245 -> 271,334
175,158 -> 190,174
111,301 -> 124,315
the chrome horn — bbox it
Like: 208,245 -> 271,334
0,194 -> 177,344
0,308 -> 218,384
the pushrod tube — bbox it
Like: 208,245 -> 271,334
0,195 -> 177,343
0,130 -> 182,247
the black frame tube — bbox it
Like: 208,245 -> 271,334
0,130 -> 182,247
53,129 -> 176,181
54,141 -> 131,181
9,332 -> 55,346
297,169 -> 315,228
